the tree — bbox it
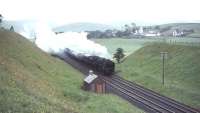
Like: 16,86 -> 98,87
131,22 -> 136,33
10,26 -> 14,31
124,24 -> 129,30
113,48 -> 125,63
0,14 -> 2,25
155,25 -> 160,30
0,14 -> 2,23
131,22 -> 136,27
124,24 -> 132,36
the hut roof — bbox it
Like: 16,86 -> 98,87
84,74 -> 98,84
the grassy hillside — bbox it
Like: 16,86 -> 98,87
0,29 -> 143,113
116,43 -> 200,108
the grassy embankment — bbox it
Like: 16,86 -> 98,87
0,29 -> 143,113
94,38 -> 200,108
117,43 -> 200,108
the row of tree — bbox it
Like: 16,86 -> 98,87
87,23 -> 138,38
87,23 -> 163,39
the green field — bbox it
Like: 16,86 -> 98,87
93,37 -> 200,56
94,37 -> 200,108
0,30 -> 144,113
93,38 -> 154,56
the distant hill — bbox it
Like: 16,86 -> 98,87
156,23 -> 200,37
0,29 -> 141,113
53,22 -> 115,32
160,23 -> 200,30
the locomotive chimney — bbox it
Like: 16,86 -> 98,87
89,70 -> 94,76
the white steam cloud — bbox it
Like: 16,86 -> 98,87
17,22 -> 111,59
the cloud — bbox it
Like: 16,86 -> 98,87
1,0 -> 199,24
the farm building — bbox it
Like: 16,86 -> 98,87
173,30 -> 184,37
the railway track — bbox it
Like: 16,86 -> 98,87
102,76 -> 199,113
58,55 -> 200,113
111,76 -> 199,113
102,76 -> 173,113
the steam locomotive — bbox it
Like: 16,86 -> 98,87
64,49 -> 115,76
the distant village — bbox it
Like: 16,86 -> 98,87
0,14 -> 195,39
87,23 -> 194,38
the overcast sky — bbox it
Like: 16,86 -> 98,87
1,0 -> 200,25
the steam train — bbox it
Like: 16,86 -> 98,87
64,49 -> 115,76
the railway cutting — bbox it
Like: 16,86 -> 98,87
57,54 -> 200,113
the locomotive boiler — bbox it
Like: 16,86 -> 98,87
64,49 -> 115,76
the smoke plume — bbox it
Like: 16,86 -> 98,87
17,22 -> 111,59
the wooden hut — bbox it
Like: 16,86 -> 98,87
83,70 -> 106,93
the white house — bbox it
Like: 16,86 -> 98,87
173,30 -> 184,37
134,26 -> 144,35
139,26 -> 144,34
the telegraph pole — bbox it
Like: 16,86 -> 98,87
160,52 -> 168,85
